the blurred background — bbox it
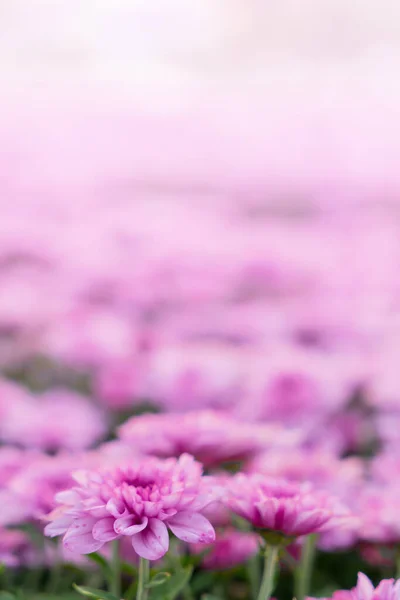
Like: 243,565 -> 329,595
1,0 -> 400,440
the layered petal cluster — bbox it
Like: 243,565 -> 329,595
118,410 -> 300,468
227,474 -> 349,539
45,454 -> 217,560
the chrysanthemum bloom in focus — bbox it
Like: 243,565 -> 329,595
308,572 -> 400,600
118,410 -> 300,468
45,454 -> 217,560
227,474 -> 349,543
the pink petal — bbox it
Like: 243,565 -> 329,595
114,515 -> 148,535
356,573 -> 375,600
255,498 -> 279,529
44,515 -> 73,537
63,518 -> 103,554
167,511 -> 215,544
92,517 -> 119,542
131,518 -> 169,560
54,490 -> 81,505
106,497 -> 128,518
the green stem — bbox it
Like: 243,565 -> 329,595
136,557 -> 150,600
248,552 -> 261,600
395,546 -> 400,579
111,540 -> 121,599
295,534 -> 318,600
257,545 -> 280,600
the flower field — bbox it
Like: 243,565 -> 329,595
1,159 -> 399,599
2,2 -> 400,598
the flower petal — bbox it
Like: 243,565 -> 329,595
44,515 -> 73,537
167,511 -> 215,544
63,518 -> 103,554
114,515 -> 148,536
92,517 -> 119,542
356,573 -> 375,600
131,518 -> 169,560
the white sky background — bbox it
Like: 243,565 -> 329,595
1,0 -> 400,90
1,1 -> 400,202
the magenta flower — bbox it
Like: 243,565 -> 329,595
118,410 -> 299,468
227,474 -> 345,540
309,573 -> 400,600
45,454 -> 217,560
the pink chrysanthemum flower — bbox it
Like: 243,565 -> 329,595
44,454 -> 217,560
227,474 -> 348,541
308,573 -> 400,600
118,410 -> 300,468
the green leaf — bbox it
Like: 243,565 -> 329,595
72,584 -> 119,600
150,566 -> 193,600
145,572 -> 171,589
121,562 -> 137,577
87,553 -> 112,577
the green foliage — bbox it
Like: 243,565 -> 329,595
145,573 -> 171,589
73,584 -> 119,600
149,565 -> 193,600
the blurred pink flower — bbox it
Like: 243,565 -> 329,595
43,308 -> 136,369
227,474 -> 350,540
235,345 -> 356,429
1,388 -> 106,451
357,482 -> 400,545
118,410 -> 300,468
8,453 -> 85,521
191,529 -> 260,570
143,342 -> 248,412
0,527 -> 33,567
0,447 -> 36,489
308,573 -> 400,600
94,357 -> 148,410
248,449 -> 364,495
45,454 -> 218,560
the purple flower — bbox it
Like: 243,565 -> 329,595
227,474 -> 348,540
118,410 -> 299,468
45,454 -> 218,560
